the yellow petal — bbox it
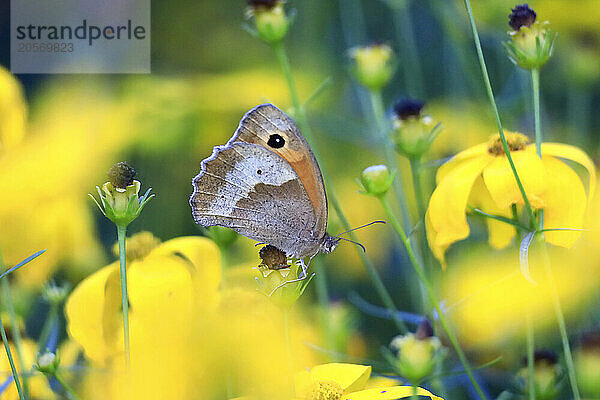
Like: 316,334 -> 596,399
435,143 -> 488,184
0,67 -> 26,153
541,143 -> 596,204
542,156 -> 586,247
427,156 -> 491,266
309,363 -> 371,393
150,236 -> 221,296
482,148 -> 546,210
65,262 -> 120,365
469,177 -> 515,249
343,385 -> 444,400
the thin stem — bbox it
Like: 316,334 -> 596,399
462,0 -> 537,230
379,196 -> 488,399
271,40 -> 407,334
391,2 -> 424,98
37,304 -> 58,353
369,90 -> 412,233
539,242 -> 580,400
531,68 -> 542,158
313,262 -> 334,356
53,372 -> 83,400
1,279 -> 29,398
468,207 -> 529,231
411,384 -> 418,400
0,316 -> 25,400
117,225 -> 131,366
526,308 -> 535,400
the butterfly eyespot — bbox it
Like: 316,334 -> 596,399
267,134 -> 285,148
257,169 -> 262,175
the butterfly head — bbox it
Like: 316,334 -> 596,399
320,234 -> 341,254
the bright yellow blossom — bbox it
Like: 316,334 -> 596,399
426,132 -> 596,267
0,67 -> 26,155
293,363 -> 444,400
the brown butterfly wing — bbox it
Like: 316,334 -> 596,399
229,104 -> 328,239
190,141 -> 323,257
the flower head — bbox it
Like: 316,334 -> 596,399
504,5 -> 556,70
294,363 -> 444,400
359,165 -> 394,198
90,162 -> 154,228
391,99 -> 441,158
349,44 -> 395,91
518,350 -> 561,400
35,351 -> 60,375
426,133 -> 596,267
247,0 -> 290,45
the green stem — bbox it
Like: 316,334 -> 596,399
380,196 -> 488,399
468,207 -> 529,231
526,308 -> 535,400
116,225 -> 130,365
0,315 -> 25,400
1,279 -> 29,398
462,0 -> 537,230
37,304 -> 58,354
313,262 -> 335,356
369,90 -> 412,233
271,40 -> 407,334
53,372 -> 83,400
391,2 -> 424,98
539,241 -> 580,400
531,68 -> 541,158
411,384 -> 418,400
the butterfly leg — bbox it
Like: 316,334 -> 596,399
267,258 -> 310,297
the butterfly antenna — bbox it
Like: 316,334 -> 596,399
335,220 -> 386,237
337,237 -> 366,253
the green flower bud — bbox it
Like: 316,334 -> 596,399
42,282 -> 70,305
248,0 -> 290,45
89,162 -> 155,228
575,332 -> 600,398
503,5 -> 556,70
390,320 -> 442,383
349,44 -> 395,91
391,99 -> 441,159
519,350 -> 561,400
35,351 -> 60,375
359,165 -> 394,198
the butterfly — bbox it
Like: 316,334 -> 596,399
189,104 -> 340,265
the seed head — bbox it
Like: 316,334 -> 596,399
107,162 -> 136,189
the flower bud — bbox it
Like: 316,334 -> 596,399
349,44 -> 395,91
391,99 -> 440,158
35,351 -> 60,375
247,0 -> 290,45
519,350 -> 561,400
90,162 -> 155,228
575,332 -> 600,398
359,165 -> 394,198
390,319 -> 442,383
504,5 -> 556,70
42,282 -> 70,305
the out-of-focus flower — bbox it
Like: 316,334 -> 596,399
574,332 -> 600,398
504,5 -> 556,70
246,0 -> 290,45
349,44 -> 395,92
390,99 -> 441,159
0,66 -> 26,155
426,132 -> 596,267
111,231 -> 161,261
35,351 -> 60,375
389,320 -> 442,383
518,350 -> 561,400
359,165 -> 394,198
293,363 -> 444,400
442,248 -> 600,348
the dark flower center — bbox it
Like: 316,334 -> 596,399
247,0 -> 278,9
107,161 -> 136,188
488,133 -> 529,155
393,98 -> 425,120
509,4 -> 537,31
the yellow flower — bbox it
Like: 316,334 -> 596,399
65,236 -> 221,365
426,132 -> 596,267
293,363 -> 444,400
0,66 -> 26,155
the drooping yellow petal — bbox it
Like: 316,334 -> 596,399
65,262 -> 120,365
342,385 -> 444,400
304,363 -> 371,393
435,143 -> 488,184
469,177 -> 516,249
541,142 -> 596,204
541,156 -> 586,247
482,148 -> 546,210
427,157 -> 491,266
